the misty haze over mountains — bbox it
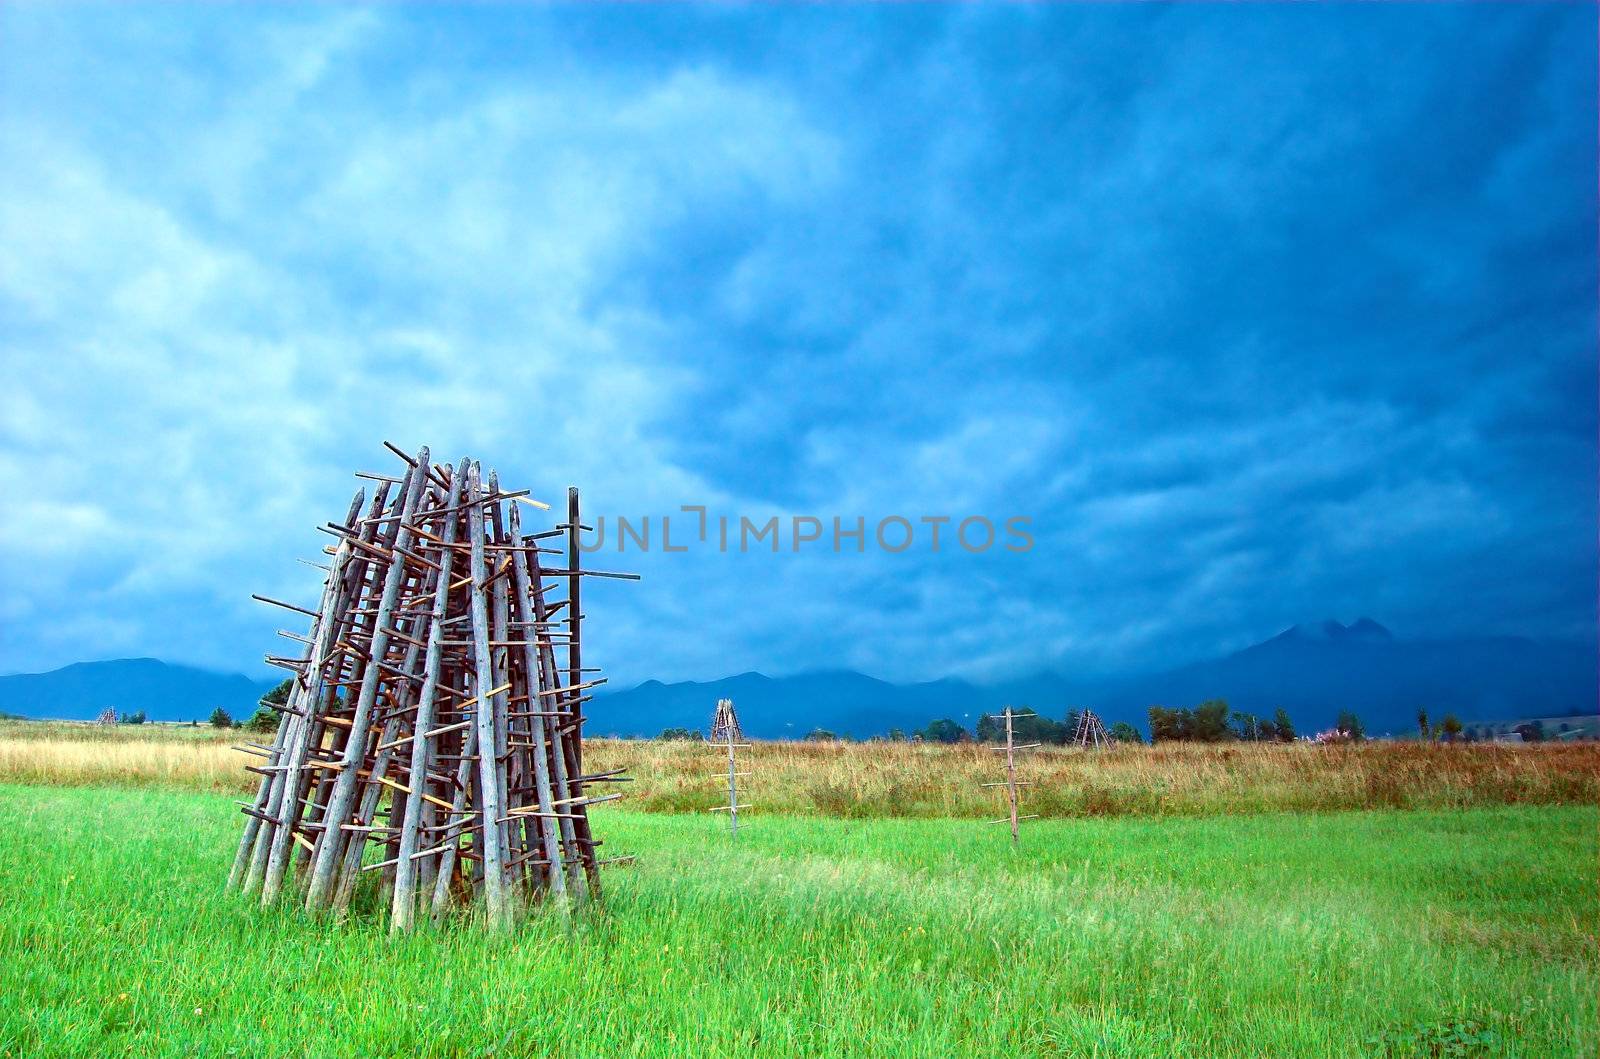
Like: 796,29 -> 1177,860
3,619 -> 1591,738
590,619 -> 1594,738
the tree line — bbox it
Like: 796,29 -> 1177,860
972,710 -> 1143,745
1146,701 -> 1301,743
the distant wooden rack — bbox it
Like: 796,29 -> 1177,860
706,698 -> 748,835
985,706 -> 1039,847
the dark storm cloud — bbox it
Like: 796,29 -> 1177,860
0,3 -> 1592,683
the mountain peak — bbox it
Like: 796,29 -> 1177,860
1277,618 -> 1393,644
1,658 -> 279,722
1346,617 -> 1393,641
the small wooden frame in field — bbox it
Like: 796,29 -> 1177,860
1071,708 -> 1114,749
706,698 -> 751,835
983,706 -> 1041,846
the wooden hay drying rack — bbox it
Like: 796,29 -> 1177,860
227,443 -> 636,932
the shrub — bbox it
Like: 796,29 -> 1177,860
915,719 -> 968,744
1148,701 -> 1232,742
245,707 -> 279,734
1109,721 -> 1143,744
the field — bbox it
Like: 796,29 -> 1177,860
3,719 -> 1596,818
0,723 -> 1595,1057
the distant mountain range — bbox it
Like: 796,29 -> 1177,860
0,658 -> 279,723
3,620 -> 1593,736
589,619 -> 1595,738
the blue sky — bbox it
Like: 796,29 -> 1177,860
1,4 -> 1594,686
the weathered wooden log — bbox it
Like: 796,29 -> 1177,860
255,486 -> 384,901
465,461 -> 511,930
389,459 -> 466,933
507,503 -> 567,903
304,450 -> 431,912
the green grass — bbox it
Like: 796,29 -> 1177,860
0,785 -> 1593,1057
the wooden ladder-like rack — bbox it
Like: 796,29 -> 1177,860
227,443 -> 637,933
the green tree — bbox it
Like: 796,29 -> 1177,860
886,728 -> 907,741
245,707 -> 279,733
1192,700 -> 1231,742
239,680 -> 294,734
1335,710 -> 1365,742
916,719 -> 968,744
209,707 -> 234,728
1440,714 -> 1463,743
1272,708 -> 1296,742
1022,713 -> 1064,745
978,711 -> 1065,745
1416,708 -> 1431,742
1145,710 -> 1196,742
1109,721 -> 1143,744
805,728 -> 838,742
658,727 -> 700,740
122,710 -> 146,726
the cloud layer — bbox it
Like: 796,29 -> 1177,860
1,4 -> 1594,685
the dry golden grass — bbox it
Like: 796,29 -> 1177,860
1,719 -> 1595,818
609,736 -> 1600,817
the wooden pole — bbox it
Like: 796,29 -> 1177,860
331,563 -> 438,915
230,492 -> 365,892
390,461 -> 464,932
270,482 -> 395,900
258,481 -> 390,904
226,693 -> 292,891
566,487 -> 582,775
507,502 -> 568,905
563,487 -> 602,896
726,730 -> 739,838
1005,707 -> 1020,848
305,448 -> 430,912
486,472 -> 515,899
521,510 -> 588,903
429,695 -> 479,920
980,708 -> 1039,844
467,461 -> 511,930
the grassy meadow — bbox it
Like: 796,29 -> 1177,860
0,785 -> 1594,1057
2,718 -> 1596,818
0,721 -> 1594,1056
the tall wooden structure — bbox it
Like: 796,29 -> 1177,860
709,697 -> 742,743
984,706 -> 1040,846
707,699 -> 750,836
1071,708 -> 1113,749
227,444 -> 635,932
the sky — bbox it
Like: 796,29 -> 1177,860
1,4 -> 1595,687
